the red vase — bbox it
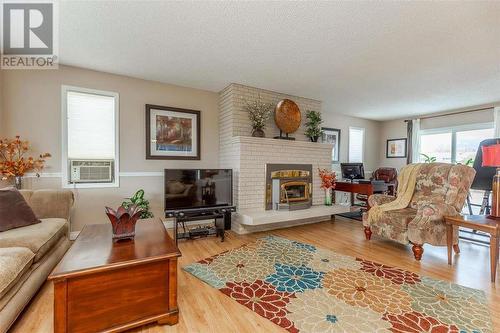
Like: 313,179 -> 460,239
105,205 -> 143,241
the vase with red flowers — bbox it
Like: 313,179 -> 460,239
105,205 -> 144,241
318,168 -> 337,206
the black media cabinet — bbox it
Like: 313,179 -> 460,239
165,206 -> 236,245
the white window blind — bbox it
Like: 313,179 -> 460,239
67,91 -> 116,159
348,127 -> 364,163
62,86 -> 119,188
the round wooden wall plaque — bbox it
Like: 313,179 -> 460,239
274,99 -> 301,134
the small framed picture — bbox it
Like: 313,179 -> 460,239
146,104 -> 201,160
386,138 -> 407,158
321,127 -> 341,163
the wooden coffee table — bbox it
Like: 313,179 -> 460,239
49,219 -> 181,333
444,215 -> 499,283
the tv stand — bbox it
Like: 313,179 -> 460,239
165,206 -> 236,245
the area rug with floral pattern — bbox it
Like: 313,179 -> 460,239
183,235 -> 492,333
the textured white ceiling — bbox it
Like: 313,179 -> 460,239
59,1 -> 500,120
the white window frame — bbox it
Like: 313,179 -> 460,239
348,126 -> 365,163
61,85 -> 120,188
417,122 -> 494,164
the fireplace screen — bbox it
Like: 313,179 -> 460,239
266,164 -> 313,211
281,181 -> 309,203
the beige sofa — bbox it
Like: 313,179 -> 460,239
0,190 -> 74,333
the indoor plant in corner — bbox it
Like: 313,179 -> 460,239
305,110 -> 323,142
0,136 -> 51,189
318,168 -> 336,206
244,97 -> 274,138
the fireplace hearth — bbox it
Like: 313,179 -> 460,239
266,164 -> 312,211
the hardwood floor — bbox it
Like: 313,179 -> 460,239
10,217 -> 500,333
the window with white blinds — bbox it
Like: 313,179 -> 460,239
348,127 -> 365,163
62,86 -> 119,188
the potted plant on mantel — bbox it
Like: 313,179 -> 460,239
305,110 -> 323,142
244,97 -> 274,138
0,136 -> 51,189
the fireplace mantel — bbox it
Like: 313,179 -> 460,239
228,136 -> 333,149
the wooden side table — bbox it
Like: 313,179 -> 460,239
444,215 -> 499,283
49,220 -> 181,332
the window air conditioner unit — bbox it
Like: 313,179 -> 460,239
70,160 -> 113,183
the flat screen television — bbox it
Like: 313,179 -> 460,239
164,169 -> 233,212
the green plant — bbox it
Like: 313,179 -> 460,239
244,98 -> 274,130
121,189 -> 154,219
420,153 -> 437,163
464,158 -> 474,166
304,110 -> 323,141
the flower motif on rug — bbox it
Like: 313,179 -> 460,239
419,276 -> 488,305
257,238 -> 313,266
323,268 -> 412,315
209,247 -> 275,283
220,279 -> 297,332
291,241 -> 317,252
383,311 -> 460,333
183,235 -> 493,333
309,249 -> 362,273
183,263 -> 227,289
357,259 -> 421,285
286,288 -> 392,333
265,263 -> 324,293
403,279 -> 492,333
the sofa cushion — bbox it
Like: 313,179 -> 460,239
0,187 -> 40,232
0,218 -> 68,263
0,247 -> 35,298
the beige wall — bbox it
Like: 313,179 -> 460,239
378,119 -> 408,170
321,112 -> 381,174
1,65 -> 219,231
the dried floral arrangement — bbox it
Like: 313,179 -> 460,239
318,168 -> 337,189
0,136 -> 51,180
244,98 -> 274,130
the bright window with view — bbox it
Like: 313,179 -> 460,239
418,124 -> 494,165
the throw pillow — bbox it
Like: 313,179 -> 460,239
0,187 -> 40,232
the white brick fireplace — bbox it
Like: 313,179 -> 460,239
219,84 -> 349,233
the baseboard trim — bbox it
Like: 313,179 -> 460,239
69,231 -> 80,240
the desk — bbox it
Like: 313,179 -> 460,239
334,181 -> 374,210
444,215 -> 499,283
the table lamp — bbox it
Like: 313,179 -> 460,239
481,143 -> 500,218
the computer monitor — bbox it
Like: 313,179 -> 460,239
341,163 -> 365,180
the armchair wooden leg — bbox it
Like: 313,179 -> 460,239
364,227 -> 372,240
412,244 -> 424,261
453,244 -> 460,254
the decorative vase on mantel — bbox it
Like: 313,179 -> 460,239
14,176 -> 23,190
324,188 -> 333,206
251,128 -> 265,138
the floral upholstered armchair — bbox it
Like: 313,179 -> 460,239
362,163 -> 476,260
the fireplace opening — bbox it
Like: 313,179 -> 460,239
281,182 -> 309,203
266,164 -> 312,211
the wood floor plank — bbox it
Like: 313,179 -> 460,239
10,217 -> 500,332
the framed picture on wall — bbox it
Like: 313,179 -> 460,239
321,127 -> 341,163
386,138 -> 407,158
146,104 -> 201,160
